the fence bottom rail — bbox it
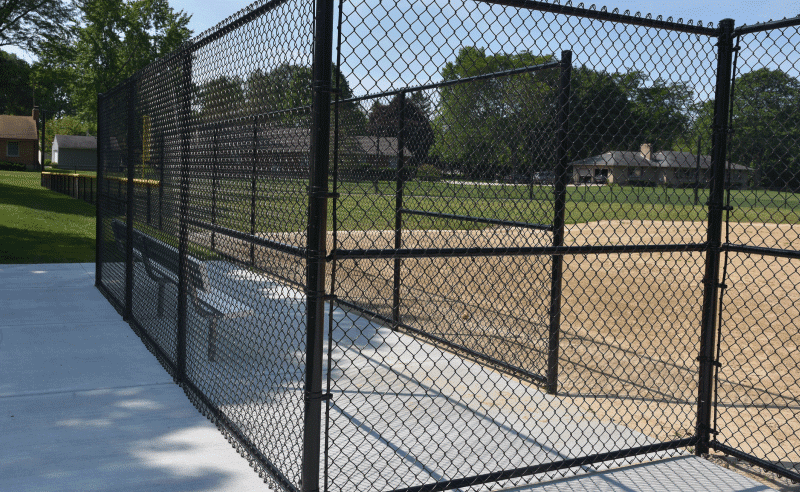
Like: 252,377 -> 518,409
390,438 -> 698,492
711,441 -> 800,483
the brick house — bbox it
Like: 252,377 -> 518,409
0,108 -> 40,170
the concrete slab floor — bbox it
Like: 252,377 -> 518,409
0,263 -> 268,492
499,455 -> 775,491
0,262 -> 780,492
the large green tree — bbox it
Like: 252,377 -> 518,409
33,0 -> 192,122
628,76 -> 693,151
730,68 -> 800,189
245,63 -> 366,130
432,46 -> 698,180
367,93 -> 434,163
567,66 -> 638,161
0,50 -> 34,114
30,37 -> 76,116
196,75 -> 245,121
432,47 -> 557,180
0,0 -> 75,52
691,68 -> 800,190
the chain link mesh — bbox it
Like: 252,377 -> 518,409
712,20 -> 800,482
328,2 -> 720,490
94,0 -> 800,490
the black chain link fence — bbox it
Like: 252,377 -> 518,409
711,18 -> 800,481
95,0 -> 800,490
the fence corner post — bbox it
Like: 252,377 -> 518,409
696,17 -> 735,456
547,50 -> 572,396
302,0 -> 335,489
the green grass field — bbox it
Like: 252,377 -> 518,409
2,168 -> 797,264
184,177 -> 799,234
0,171 -> 96,263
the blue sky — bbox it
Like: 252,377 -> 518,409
4,0 -> 798,105
5,0 -> 797,62
168,0 -> 799,98
170,0 -> 797,37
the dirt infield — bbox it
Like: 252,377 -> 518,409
196,220 -> 800,473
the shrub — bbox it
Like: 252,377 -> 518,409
416,164 -> 442,182
0,161 -> 27,171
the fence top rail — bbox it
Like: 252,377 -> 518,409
478,0 -> 719,35
189,0 -> 291,51
339,59 -> 562,105
735,14 -> 800,35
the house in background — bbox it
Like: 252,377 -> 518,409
187,125 -> 411,178
570,143 -> 752,188
0,108 -> 40,170
253,128 -> 409,174
52,134 -> 98,171
350,136 -> 407,169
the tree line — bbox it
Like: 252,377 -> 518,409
192,46 -> 799,188
2,1 -> 797,189
1,0 -> 191,155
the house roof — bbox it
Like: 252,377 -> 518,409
192,125 -> 411,157
653,151 -> 751,171
570,151 -> 655,169
257,128 -> 409,156
0,115 -> 38,140
259,127 -> 311,153
571,149 -> 751,172
54,135 -> 97,150
351,136 -> 408,157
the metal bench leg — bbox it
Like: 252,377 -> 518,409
208,317 -> 218,362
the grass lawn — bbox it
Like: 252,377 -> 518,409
0,171 -> 95,263
182,177 -> 799,234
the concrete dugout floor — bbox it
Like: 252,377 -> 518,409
0,263 -> 774,492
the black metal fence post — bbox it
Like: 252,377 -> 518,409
392,91 -> 406,327
124,80 -> 137,321
696,18 -> 735,456
96,94 -> 105,287
302,0 -> 335,488
547,50 -> 572,396
176,50 -> 193,383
